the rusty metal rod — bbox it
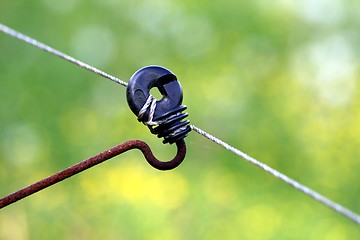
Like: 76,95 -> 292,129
0,139 -> 186,209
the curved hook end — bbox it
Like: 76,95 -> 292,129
139,139 -> 186,170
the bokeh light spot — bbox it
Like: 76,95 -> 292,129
42,0 -> 79,14
1,124 -> 42,165
71,25 -> 115,67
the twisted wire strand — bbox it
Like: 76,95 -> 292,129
0,23 -> 128,87
190,125 -> 360,225
1,22 -> 359,225
137,94 -> 158,126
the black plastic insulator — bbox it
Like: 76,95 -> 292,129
126,66 -> 191,144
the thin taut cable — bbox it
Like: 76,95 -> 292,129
190,125 -> 360,225
1,22 -> 359,225
0,23 -> 128,87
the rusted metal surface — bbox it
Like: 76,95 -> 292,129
0,139 -> 186,209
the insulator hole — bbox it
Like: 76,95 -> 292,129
150,87 -> 163,100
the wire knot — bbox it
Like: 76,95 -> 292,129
137,94 -> 158,126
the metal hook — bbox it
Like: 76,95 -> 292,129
0,139 -> 186,209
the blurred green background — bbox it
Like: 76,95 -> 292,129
1,0 -> 360,239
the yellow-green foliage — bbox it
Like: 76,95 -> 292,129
1,0 -> 360,239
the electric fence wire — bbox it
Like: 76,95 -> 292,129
0,23 -> 128,87
190,125 -> 360,225
1,23 -> 359,225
